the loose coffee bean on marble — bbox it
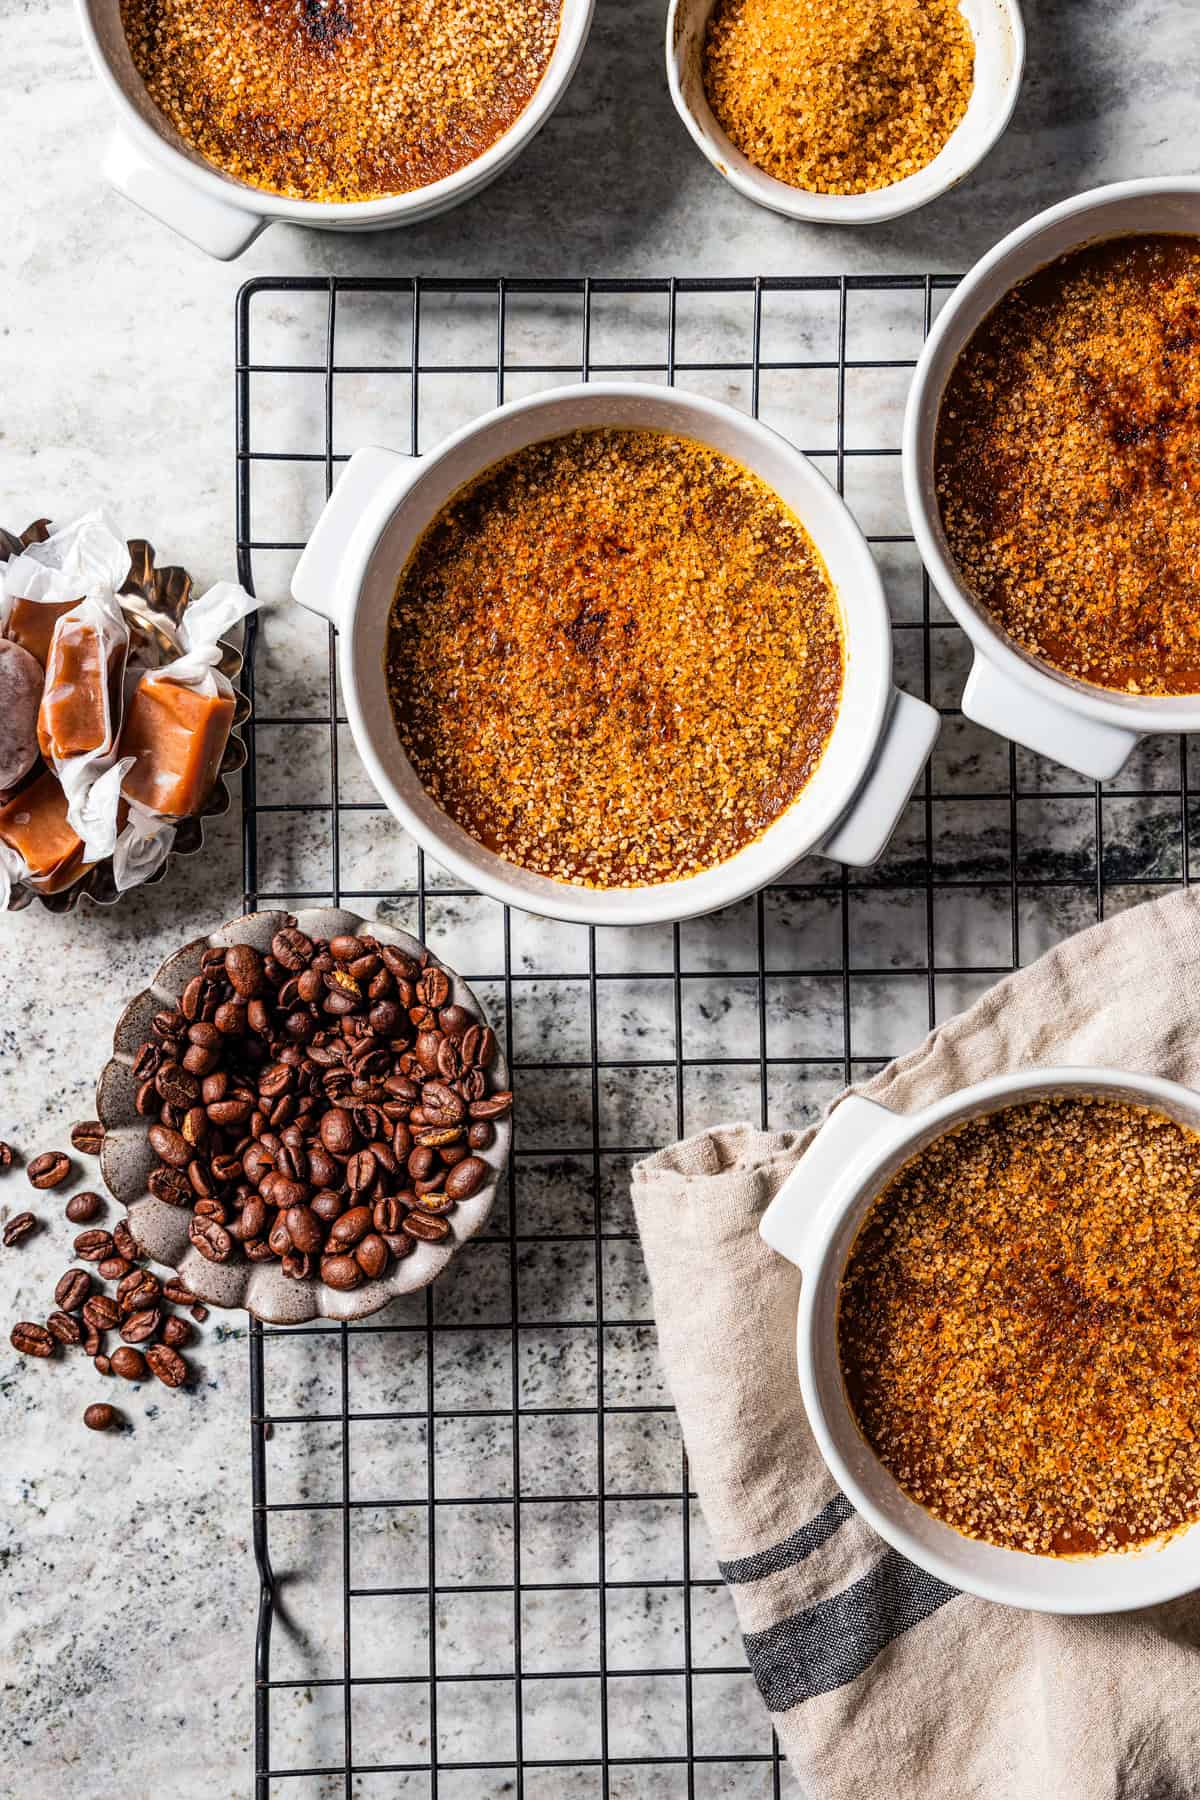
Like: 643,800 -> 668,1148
70,1121 -> 105,1155
84,1403 -> 117,1432
145,1343 -> 187,1388
54,1269 -> 92,1312
83,1295 -> 120,1332
11,1321 -> 54,1357
66,1191 -> 104,1224
3,1211 -> 37,1247
94,1354 -> 112,1376
121,1309 -> 162,1345
110,1346 -> 149,1381
161,1316 -> 192,1349
113,1219 -> 141,1262
0,1141 -> 15,1170
82,1320 -> 102,1357
73,1229 -> 115,1263
45,1310 -> 83,1346
28,1151 -> 71,1190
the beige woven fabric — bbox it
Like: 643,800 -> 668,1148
632,886 -> 1200,1800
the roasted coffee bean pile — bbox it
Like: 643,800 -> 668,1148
132,926 -> 509,1294
6,1122 -> 204,1416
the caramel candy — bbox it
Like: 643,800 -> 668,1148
0,638 -> 44,790
0,769 -> 88,892
6,596 -> 79,668
119,674 -> 235,817
37,614 -> 126,763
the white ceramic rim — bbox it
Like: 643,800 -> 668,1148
665,0 -> 1025,225
75,0 -> 594,224
903,175 -> 1200,734
790,1066 -> 1200,1612
308,381 -> 906,926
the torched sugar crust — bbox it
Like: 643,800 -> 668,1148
385,428 -> 845,888
936,234 -> 1200,695
838,1096 -> 1200,1557
119,0 -> 564,203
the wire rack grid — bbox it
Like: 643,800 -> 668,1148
233,272 -> 1194,1799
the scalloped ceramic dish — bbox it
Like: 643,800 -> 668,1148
96,907 -> 511,1324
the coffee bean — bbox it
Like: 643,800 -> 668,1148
147,1124 -> 192,1169
149,1165 -> 192,1206
55,1268 -> 92,1311
3,1211 -> 37,1247
224,943 -> 265,997
111,1346 -> 149,1380
182,1042 -> 218,1077
156,1063 -> 200,1109
28,1151 -> 71,1190
45,1310 -> 83,1346
11,1321 -> 54,1357
408,1146 -> 435,1182
118,1269 -> 161,1314
467,1120 -> 495,1151
94,1354 -> 112,1376
84,1403 -> 117,1431
121,1309 -> 161,1344
354,1234 -> 388,1279
319,1107 -> 356,1155
327,1205 -> 372,1250
382,1230 -> 416,1259
189,1215 -> 233,1262
190,1302 -> 209,1323
113,1219 -> 141,1261
161,1316 -> 192,1349
319,1253 -> 362,1291
0,1141 -> 15,1170
285,1203 -> 323,1254
372,1196 -> 403,1234
213,1000 -> 248,1035
444,1156 -> 489,1202
70,1120 -> 105,1155
469,1092 -> 513,1120
401,1211 -> 452,1243
163,1278 -> 196,1305
145,1343 -> 187,1388
74,1229 -> 115,1263
417,966 -> 451,1010
83,1295 -> 121,1331
97,1255 -> 132,1283
66,1190 -> 104,1224
346,1149 -> 377,1197
411,1187 -> 454,1212
272,927 -> 313,971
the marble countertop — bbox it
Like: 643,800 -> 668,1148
3,0 -> 1200,1793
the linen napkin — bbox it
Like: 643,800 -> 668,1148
633,885 -> 1200,1800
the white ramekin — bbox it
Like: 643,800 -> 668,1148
75,0 -> 595,260
761,1065 -> 1200,1613
290,382 -> 938,927
666,0 -> 1024,226
904,177 -> 1200,781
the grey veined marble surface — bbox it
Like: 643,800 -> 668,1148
3,0 -> 1200,1793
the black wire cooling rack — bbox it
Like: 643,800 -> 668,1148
233,273 -> 1194,1799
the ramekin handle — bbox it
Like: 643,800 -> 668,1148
103,128 -> 266,262
291,447 -> 410,628
759,1095 -> 903,1277
962,655 -> 1139,781
820,688 -> 939,867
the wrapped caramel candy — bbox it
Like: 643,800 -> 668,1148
0,770 -> 89,897
119,675 -> 235,817
0,511 -> 130,666
119,581 -> 255,819
37,600 -> 129,764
